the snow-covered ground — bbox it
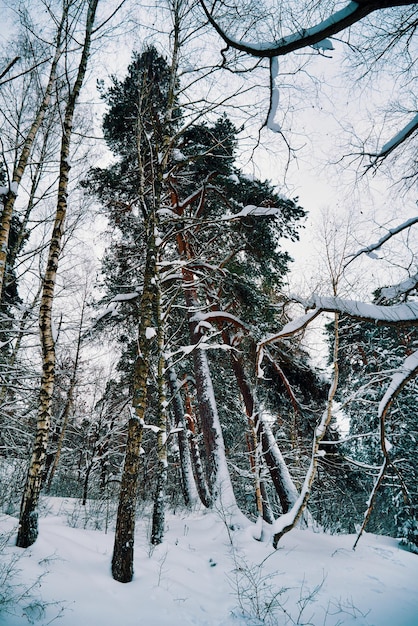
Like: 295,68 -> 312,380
1,498 -> 417,625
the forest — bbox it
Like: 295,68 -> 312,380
0,0 -> 417,623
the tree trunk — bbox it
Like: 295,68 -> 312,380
112,225 -> 157,582
228,347 -> 299,515
259,416 -> 299,513
46,299 -> 85,491
16,0 -> 99,548
166,363 -> 198,507
183,384 -> 211,508
178,258 -> 236,509
111,413 -> 144,582
151,276 -> 168,545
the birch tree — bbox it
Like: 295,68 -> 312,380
17,0 -> 100,548
0,1 -> 70,300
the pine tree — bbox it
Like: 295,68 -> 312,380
85,45 -> 327,573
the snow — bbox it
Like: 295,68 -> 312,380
222,205 -> 283,220
346,217 -> 418,267
145,327 -> 157,340
302,295 -> 418,324
172,148 -> 186,161
157,208 -> 178,219
378,349 -> 418,418
381,271 -> 418,299
206,1 -> 360,54
378,112 -> 418,157
312,38 -> 334,52
1,499 -> 418,625
111,291 -> 140,302
190,311 -> 248,331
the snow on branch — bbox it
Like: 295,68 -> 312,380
302,295 -> 418,324
199,1 -> 415,59
380,271 -> 418,300
378,349 -> 418,420
190,310 -> 249,331
353,349 -> 418,549
367,112 -> 418,166
257,295 -> 418,377
345,216 -> 418,267
267,57 -> 281,133
221,205 -> 284,220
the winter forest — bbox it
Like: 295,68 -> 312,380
0,1 -> 417,624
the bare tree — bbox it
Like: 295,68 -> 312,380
0,2 -> 70,300
17,0 -> 100,548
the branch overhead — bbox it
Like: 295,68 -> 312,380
200,1 -> 418,58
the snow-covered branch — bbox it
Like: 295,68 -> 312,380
367,113 -> 418,166
303,295 -> 418,324
190,310 -> 249,332
221,204 -> 285,220
378,349 -> 418,421
345,216 -> 418,267
257,295 -> 418,379
199,1 -> 416,58
380,272 -> 418,300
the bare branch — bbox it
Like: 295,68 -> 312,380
199,0 -> 418,58
0,57 -> 21,81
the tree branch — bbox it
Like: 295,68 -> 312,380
199,0 -> 418,58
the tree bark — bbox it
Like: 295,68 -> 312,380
16,0 -> 99,548
112,224 -> 157,581
151,275 -> 168,545
166,363 -> 198,507
183,383 -> 212,508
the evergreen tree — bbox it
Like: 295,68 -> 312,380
331,290 -> 418,548
85,46 -> 328,572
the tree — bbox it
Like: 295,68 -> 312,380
16,0 -> 100,549
86,31 -> 319,573
0,1 -> 70,301
334,300 -> 418,550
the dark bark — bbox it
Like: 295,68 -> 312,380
112,225 -> 157,581
111,415 -> 144,582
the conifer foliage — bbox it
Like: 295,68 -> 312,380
85,46 -> 309,580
